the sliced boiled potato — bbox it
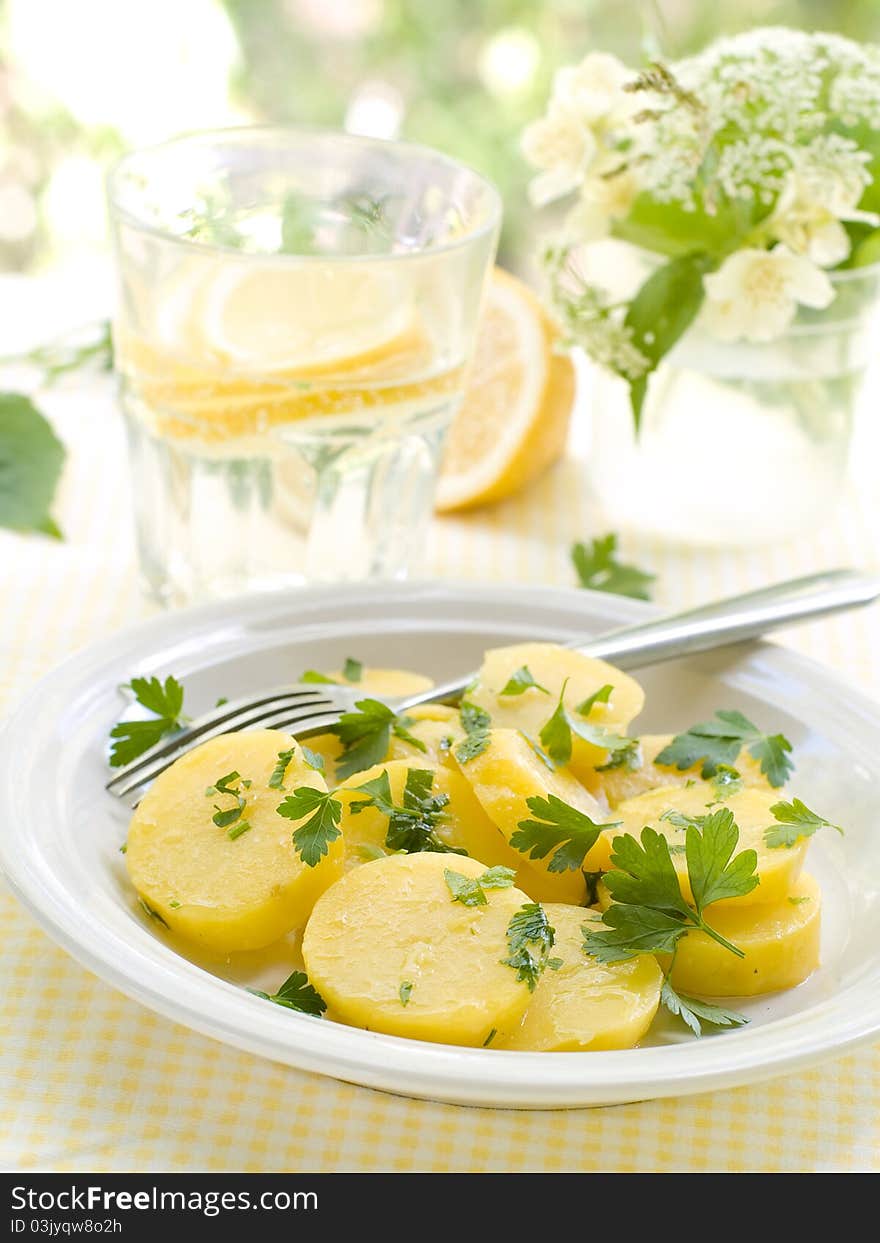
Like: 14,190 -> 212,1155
597,732 -> 772,808
337,758 -> 523,873
501,905 -> 662,1051
614,784 -> 807,908
384,703 -> 464,769
467,642 -> 644,783
301,852 -> 533,1045
126,730 -> 344,953
663,873 -> 821,996
455,727 -> 615,903
326,666 -> 434,697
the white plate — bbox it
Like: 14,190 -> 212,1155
0,582 -> 877,1109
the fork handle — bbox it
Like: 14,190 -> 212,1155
417,569 -> 880,704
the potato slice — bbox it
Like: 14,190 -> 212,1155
385,704 -> 464,769
614,784 -> 807,908
501,905 -> 663,1051
455,727 -> 614,903
126,730 -> 344,952
467,642 -> 644,783
663,873 -> 821,996
325,667 -> 434,697
338,758 -> 526,873
301,853 -> 534,1045
597,733 -> 772,807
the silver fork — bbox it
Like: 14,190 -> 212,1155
106,568 -> 880,805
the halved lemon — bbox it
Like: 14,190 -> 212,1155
435,267 -> 575,512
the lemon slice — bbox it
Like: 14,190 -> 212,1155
435,267 -> 575,512
196,263 -> 412,372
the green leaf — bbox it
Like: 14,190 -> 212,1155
399,980 -> 414,1007
575,684 -> 613,716
511,793 -> 618,873
539,679 -> 634,769
330,698 -> 396,779
299,669 -> 338,684
654,709 -> 793,787
300,745 -> 325,773
276,786 -> 343,867
227,820 -> 251,841
708,764 -> 744,802
455,700 -> 492,764
343,657 -> 363,683
661,981 -> 748,1037
603,828 -> 692,917
250,969 -> 326,1016
108,675 -> 188,768
444,864 -> 516,906
126,675 -> 185,721
685,808 -> 759,912
764,798 -> 844,849
138,897 -> 169,929
499,666 -> 549,696
571,534 -> 654,601
622,252 -> 712,429
501,903 -> 557,992
268,747 -> 296,790
349,767 -> 457,855
583,904 -> 687,963
0,392 -> 66,537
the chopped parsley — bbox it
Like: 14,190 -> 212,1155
138,897 -> 169,928
399,981 -> 414,1007
501,903 -> 559,992
571,534 -> 654,601
343,657 -> 363,683
454,700 -> 492,765
249,970 -> 326,1016
575,683 -> 614,716
510,794 -> 619,873
655,709 -> 793,788
108,675 -> 188,767
444,865 -> 516,906
276,787 -> 343,866
539,679 -> 635,768
330,698 -> 426,779
499,666 -> 549,696
764,797 -> 844,848
350,767 -> 459,855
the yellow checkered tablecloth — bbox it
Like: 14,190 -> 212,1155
2,315 -> 880,1171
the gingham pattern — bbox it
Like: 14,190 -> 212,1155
2,362 -> 880,1173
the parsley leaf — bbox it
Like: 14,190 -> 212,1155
343,657 -> 363,683
330,698 -> 426,779
539,679 -> 634,768
708,764 -> 744,802
276,787 -> 343,866
764,798 -> 844,848
301,745 -> 325,773
655,709 -> 793,788
138,897 -> 169,928
0,392 -> 66,538
444,864 -> 516,906
249,970 -> 326,1016
399,981 -> 413,1006
499,666 -> 549,696
207,769 -> 250,830
350,767 -> 459,855
571,534 -> 654,601
575,684 -> 613,716
661,980 -> 748,1037
583,869 -> 604,906
511,794 -> 619,873
583,813 -> 758,966
502,903 -> 557,991
300,670 -> 337,684
109,675 -> 188,767
269,748 -> 296,790
454,700 -> 491,764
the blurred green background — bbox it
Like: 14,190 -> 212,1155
2,0 -> 879,278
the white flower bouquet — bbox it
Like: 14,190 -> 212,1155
524,28 -> 880,429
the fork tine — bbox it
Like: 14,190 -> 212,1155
106,687 -> 334,794
107,703 -> 347,803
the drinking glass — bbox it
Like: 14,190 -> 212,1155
107,127 -> 500,605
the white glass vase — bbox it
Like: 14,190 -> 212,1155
585,262 -> 880,547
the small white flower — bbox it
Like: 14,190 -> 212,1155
521,104 -> 597,205
564,167 -> 641,242
551,52 -> 635,125
702,245 -> 834,343
769,166 -> 879,266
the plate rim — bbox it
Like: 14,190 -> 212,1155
2,579 -> 878,1109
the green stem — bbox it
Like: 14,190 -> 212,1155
693,914 -> 745,958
